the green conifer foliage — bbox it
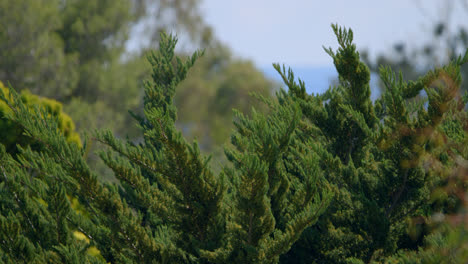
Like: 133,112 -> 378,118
95,33 -> 332,263
281,24 -> 468,263
0,30 -> 331,263
221,94 -> 333,263
0,25 -> 466,263
95,33 -> 228,262
0,88 -> 106,263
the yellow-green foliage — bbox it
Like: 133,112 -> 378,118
0,81 -> 81,153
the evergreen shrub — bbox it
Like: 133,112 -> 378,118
0,25 -> 466,263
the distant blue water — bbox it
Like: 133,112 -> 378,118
261,65 -> 337,95
261,65 -> 381,100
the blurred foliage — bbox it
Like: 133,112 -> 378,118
175,45 -> 276,166
362,1 -> 468,96
0,81 -> 81,155
0,0 -> 276,176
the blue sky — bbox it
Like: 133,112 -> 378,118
200,0 -> 466,94
201,0 -> 465,67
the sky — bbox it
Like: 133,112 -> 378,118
201,0 -> 467,68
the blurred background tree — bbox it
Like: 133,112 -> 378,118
363,0 -> 468,96
0,81 -> 81,155
175,44 -> 275,166
0,0 -> 276,177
